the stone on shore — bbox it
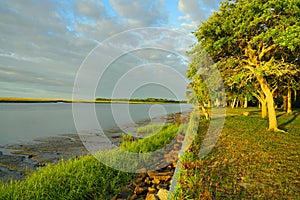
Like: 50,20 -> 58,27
157,189 -> 169,200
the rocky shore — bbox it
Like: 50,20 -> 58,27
112,133 -> 185,200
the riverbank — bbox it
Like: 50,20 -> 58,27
0,110 -> 188,183
0,111 -> 189,199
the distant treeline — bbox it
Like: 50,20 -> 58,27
95,97 -> 186,103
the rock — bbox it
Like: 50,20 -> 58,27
136,168 -> 147,173
243,112 -> 250,116
130,193 -> 138,200
152,178 -> 160,185
173,143 -> 180,150
176,134 -> 184,143
172,161 -> 177,168
156,184 -> 169,190
148,171 -> 173,181
135,176 -> 145,183
146,193 -> 158,200
145,176 -> 151,185
157,189 -> 169,200
148,187 -> 157,194
27,154 -> 34,159
114,190 -> 134,199
134,186 -> 146,195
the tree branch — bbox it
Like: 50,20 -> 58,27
259,44 -> 277,61
252,92 -> 263,102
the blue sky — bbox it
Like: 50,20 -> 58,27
0,0 -> 222,100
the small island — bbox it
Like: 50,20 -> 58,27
0,97 -> 187,104
95,97 -> 187,104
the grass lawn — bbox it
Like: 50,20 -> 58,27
172,108 -> 300,199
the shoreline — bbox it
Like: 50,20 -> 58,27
0,97 -> 186,104
0,110 -> 191,183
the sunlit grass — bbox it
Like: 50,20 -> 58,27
172,108 -> 300,199
0,155 -> 134,199
120,124 -> 180,153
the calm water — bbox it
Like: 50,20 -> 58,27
0,103 -> 192,146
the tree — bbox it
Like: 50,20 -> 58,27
191,0 -> 300,131
186,44 -> 225,120
186,45 -> 214,120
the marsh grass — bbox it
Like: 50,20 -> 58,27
136,123 -> 167,137
0,121 -> 183,199
120,124 -> 180,153
0,155 -> 134,199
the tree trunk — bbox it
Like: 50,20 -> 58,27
231,98 -> 236,109
283,96 -> 287,112
208,100 -> 212,108
240,100 -> 243,108
287,87 -> 292,114
243,97 -> 248,108
261,100 -> 267,119
260,90 -> 267,119
256,75 -> 278,131
201,102 -> 210,120
215,98 -> 220,107
236,100 -> 239,108
294,89 -> 297,102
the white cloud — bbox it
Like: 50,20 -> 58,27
178,0 -> 222,32
75,0 -> 105,18
109,0 -> 168,27
0,0 -> 221,98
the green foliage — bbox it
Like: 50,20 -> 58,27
195,0 -> 300,78
95,97 -> 185,103
189,0 -> 300,130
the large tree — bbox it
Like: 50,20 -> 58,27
191,0 -> 300,131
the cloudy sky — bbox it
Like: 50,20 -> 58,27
0,0 -> 222,100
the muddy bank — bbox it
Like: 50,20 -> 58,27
0,135 -> 87,183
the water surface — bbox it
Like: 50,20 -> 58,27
0,103 -> 192,146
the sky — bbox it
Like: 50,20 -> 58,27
0,0 -> 222,100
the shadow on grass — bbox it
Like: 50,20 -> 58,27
276,112 -> 286,118
249,110 -> 261,116
278,112 -> 298,131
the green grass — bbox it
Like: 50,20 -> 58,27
0,123 -> 183,199
120,124 -> 180,153
136,123 -> 167,137
0,155 -> 134,200
172,108 -> 300,199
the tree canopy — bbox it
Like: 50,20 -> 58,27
188,0 -> 300,131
